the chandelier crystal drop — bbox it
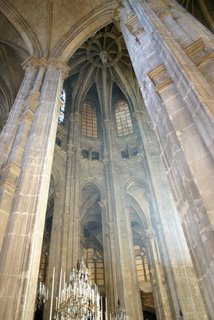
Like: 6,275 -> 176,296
111,301 -> 130,320
35,282 -> 48,310
55,258 -> 101,320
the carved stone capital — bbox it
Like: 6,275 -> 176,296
148,64 -> 173,94
23,57 -> 70,79
112,1 -> 123,25
125,11 -> 145,42
184,38 -> 214,67
48,59 -> 70,79
147,0 -> 171,20
22,55 -> 41,71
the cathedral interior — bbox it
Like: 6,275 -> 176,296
0,0 -> 214,320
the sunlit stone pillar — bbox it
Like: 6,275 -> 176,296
143,227 -> 173,320
0,58 -> 69,320
99,198 -> 119,318
102,121 -> 122,314
0,56 -> 39,168
126,0 -> 214,225
0,57 -> 40,252
101,63 -> 143,319
120,1 -> 213,317
62,112 -> 82,272
44,186 -> 65,320
134,107 -> 208,319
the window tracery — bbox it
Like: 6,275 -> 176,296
81,101 -> 98,138
115,99 -> 133,136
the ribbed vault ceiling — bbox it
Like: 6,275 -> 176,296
65,23 -> 139,115
68,23 -> 131,78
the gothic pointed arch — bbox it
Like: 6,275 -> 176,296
51,2 -> 117,62
0,0 -> 42,56
80,178 -> 105,198
125,177 -> 152,226
80,183 -> 103,231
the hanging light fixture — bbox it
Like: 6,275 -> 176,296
35,281 -> 48,311
54,258 -> 101,320
111,300 -> 130,320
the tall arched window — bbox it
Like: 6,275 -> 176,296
81,101 -> 97,138
115,99 -> 133,136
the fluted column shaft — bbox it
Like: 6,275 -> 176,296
101,65 -> 143,319
119,1 -> 210,319
62,112 -> 82,272
144,228 -> 172,320
120,1 -> 213,317
0,58 -> 41,251
0,57 -> 39,168
0,58 -> 68,320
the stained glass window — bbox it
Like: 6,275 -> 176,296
81,101 -> 97,138
115,100 -> 133,136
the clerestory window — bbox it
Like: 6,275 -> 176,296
81,101 -> 97,138
115,99 -> 133,136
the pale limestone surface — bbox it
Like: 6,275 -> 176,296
0,1 -> 213,320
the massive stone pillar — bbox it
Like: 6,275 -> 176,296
120,0 -> 214,318
143,227 -> 172,320
0,57 -> 39,251
61,112 -> 82,272
0,57 -> 38,169
0,57 -> 68,320
44,178 -> 65,320
44,110 -> 82,320
100,65 -> 143,319
134,105 -> 208,320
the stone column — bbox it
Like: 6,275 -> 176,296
102,123 -> 121,313
44,188 -> 65,320
100,63 -> 143,319
0,58 -> 69,320
0,57 -> 40,252
61,112 -> 82,272
0,56 -> 39,168
121,2 -> 213,317
46,111 -> 82,320
117,194 -> 144,320
99,198 -> 119,317
143,227 -> 172,320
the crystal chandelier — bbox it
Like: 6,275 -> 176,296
111,301 -> 130,320
54,258 -> 101,320
35,282 -> 48,310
